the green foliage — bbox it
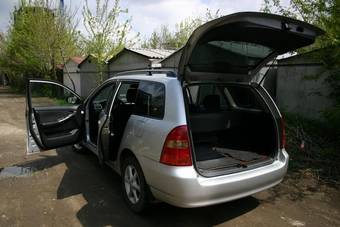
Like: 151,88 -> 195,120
82,0 -> 139,83
142,9 -> 220,49
323,104 -> 340,138
30,82 -> 79,107
262,0 -> 340,134
284,112 -> 340,185
0,0 -> 81,92
262,0 -> 340,48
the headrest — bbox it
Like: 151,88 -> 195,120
203,94 -> 220,112
126,88 -> 137,103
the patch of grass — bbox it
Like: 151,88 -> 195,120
8,86 -> 25,94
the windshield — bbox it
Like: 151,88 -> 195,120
188,40 -> 274,74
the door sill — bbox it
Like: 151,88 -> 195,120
105,160 -> 119,173
82,142 -> 97,155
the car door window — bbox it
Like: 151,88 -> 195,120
30,81 -> 81,107
114,83 -> 138,105
91,84 -> 115,113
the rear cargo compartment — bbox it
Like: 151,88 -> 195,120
186,83 -> 278,176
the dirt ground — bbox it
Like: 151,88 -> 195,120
0,88 -> 339,227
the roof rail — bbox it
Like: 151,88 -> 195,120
113,69 -> 177,78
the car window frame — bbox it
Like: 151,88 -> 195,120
88,81 -> 117,115
28,80 -> 82,108
107,79 -> 139,121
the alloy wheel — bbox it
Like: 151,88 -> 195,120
124,165 -> 141,204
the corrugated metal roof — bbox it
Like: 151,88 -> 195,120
127,48 -> 175,59
69,56 -> 85,65
160,47 -> 183,62
78,54 -> 97,66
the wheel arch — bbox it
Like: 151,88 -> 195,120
118,147 -> 156,193
118,148 -> 139,175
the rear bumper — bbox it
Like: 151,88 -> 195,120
140,149 -> 289,208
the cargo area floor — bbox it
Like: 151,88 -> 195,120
194,143 -> 269,170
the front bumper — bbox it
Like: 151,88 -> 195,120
140,149 -> 289,208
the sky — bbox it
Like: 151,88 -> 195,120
0,0 -> 267,38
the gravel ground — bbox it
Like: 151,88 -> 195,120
0,89 -> 339,227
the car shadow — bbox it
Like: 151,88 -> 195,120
15,146 -> 260,227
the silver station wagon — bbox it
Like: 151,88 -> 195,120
26,12 -> 323,212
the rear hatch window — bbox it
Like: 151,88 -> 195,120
189,41 -> 274,74
178,12 -> 324,83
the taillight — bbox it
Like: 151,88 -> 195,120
281,118 -> 286,149
160,125 -> 192,166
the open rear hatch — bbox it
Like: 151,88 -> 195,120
178,12 -> 324,83
179,12 -> 323,177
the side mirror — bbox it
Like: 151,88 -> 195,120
67,96 -> 78,105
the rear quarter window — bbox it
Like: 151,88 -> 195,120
225,86 -> 261,109
188,84 -> 230,112
135,81 -> 165,119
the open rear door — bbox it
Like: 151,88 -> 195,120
178,12 -> 324,83
26,79 -> 84,154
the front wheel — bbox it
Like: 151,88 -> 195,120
121,156 -> 150,213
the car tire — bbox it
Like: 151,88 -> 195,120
121,155 -> 150,213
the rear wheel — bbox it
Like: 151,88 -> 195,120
121,155 -> 149,213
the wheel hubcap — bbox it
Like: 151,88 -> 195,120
124,165 -> 141,204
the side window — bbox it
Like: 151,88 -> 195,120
188,85 -> 199,104
135,82 -> 165,119
114,82 -> 138,105
91,84 -> 115,113
225,86 -> 261,109
30,81 -> 80,107
188,84 -> 229,111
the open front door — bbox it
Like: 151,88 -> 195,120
26,79 -> 84,154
